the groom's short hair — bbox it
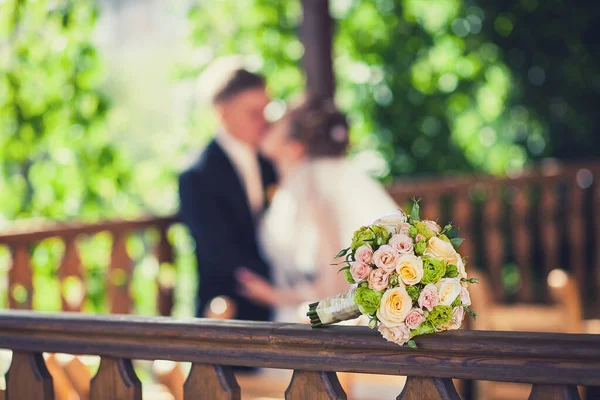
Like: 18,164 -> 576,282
212,68 -> 266,104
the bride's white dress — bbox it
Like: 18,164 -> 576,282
259,158 -> 400,323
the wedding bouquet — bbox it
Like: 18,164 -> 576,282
307,201 -> 477,348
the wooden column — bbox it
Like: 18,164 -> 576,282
300,0 -> 335,101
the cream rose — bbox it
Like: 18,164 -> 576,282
350,261 -> 372,283
436,278 -> 462,306
355,245 -> 374,265
424,237 -> 461,265
373,245 -> 398,272
460,287 -> 471,306
374,213 -> 407,235
443,306 -> 465,330
377,287 -> 413,327
423,220 -> 442,234
456,257 -> 467,279
389,233 -> 414,255
378,323 -> 411,345
395,254 -> 424,286
368,268 -> 389,291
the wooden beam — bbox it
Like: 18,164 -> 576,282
300,0 -> 335,100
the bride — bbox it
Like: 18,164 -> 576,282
236,97 -> 401,323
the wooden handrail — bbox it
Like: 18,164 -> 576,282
0,215 -> 177,245
0,310 -> 599,387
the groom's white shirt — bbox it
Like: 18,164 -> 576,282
216,129 -> 264,215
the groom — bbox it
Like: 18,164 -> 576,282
178,67 -> 277,321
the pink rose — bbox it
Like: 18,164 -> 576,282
418,284 -> 439,311
350,261 -> 372,283
368,268 -> 390,291
355,245 -> 374,265
399,222 -> 411,235
460,287 -> 471,306
415,233 -> 426,243
405,308 -> 425,329
378,323 -> 411,346
423,220 -> 442,234
373,245 -> 398,272
389,233 -> 414,255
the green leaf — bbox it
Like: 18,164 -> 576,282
338,265 -> 350,273
444,226 -> 459,239
464,306 -> 477,320
410,199 -> 421,222
450,237 -> 464,249
335,247 -> 350,259
407,340 -> 418,349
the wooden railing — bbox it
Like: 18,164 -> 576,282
0,310 -> 598,399
0,161 -> 598,317
0,216 -> 178,315
390,161 -> 600,316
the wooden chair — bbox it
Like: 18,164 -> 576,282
469,268 -> 584,400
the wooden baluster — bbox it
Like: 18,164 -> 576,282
109,232 -> 133,314
452,191 -> 473,262
540,183 -> 559,302
528,384 -> 580,400
183,364 -> 239,400
155,226 -> 174,317
397,376 -> 461,400
8,245 -> 33,309
90,358 -> 141,400
483,186 -> 505,301
567,183 -> 586,298
422,195 -> 440,222
59,237 -> 85,312
5,352 -> 54,399
512,186 -> 533,302
285,370 -> 346,400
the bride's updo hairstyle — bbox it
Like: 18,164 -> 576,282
287,97 -> 349,158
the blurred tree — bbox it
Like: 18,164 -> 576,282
0,0 -> 136,221
476,0 -> 600,161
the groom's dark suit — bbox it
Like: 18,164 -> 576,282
178,140 -> 277,321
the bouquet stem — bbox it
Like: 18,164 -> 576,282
306,289 -> 362,327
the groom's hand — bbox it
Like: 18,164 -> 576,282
235,267 -> 277,306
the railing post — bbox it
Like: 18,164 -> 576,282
59,237 -> 85,312
90,358 -> 141,400
528,384 -> 580,400
155,225 -> 174,317
109,232 -> 133,314
8,245 -> 33,309
398,376 -> 461,400
183,364 -> 239,400
483,187 -> 505,301
285,370 -> 346,400
512,186 -> 533,302
5,352 -> 54,399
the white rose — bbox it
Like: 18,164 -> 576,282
377,287 -> 413,327
436,278 -> 462,306
424,237 -> 461,265
374,212 -> 407,235
395,254 -> 424,286
456,257 -> 467,279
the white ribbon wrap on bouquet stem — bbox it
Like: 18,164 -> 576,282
315,288 -> 362,325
